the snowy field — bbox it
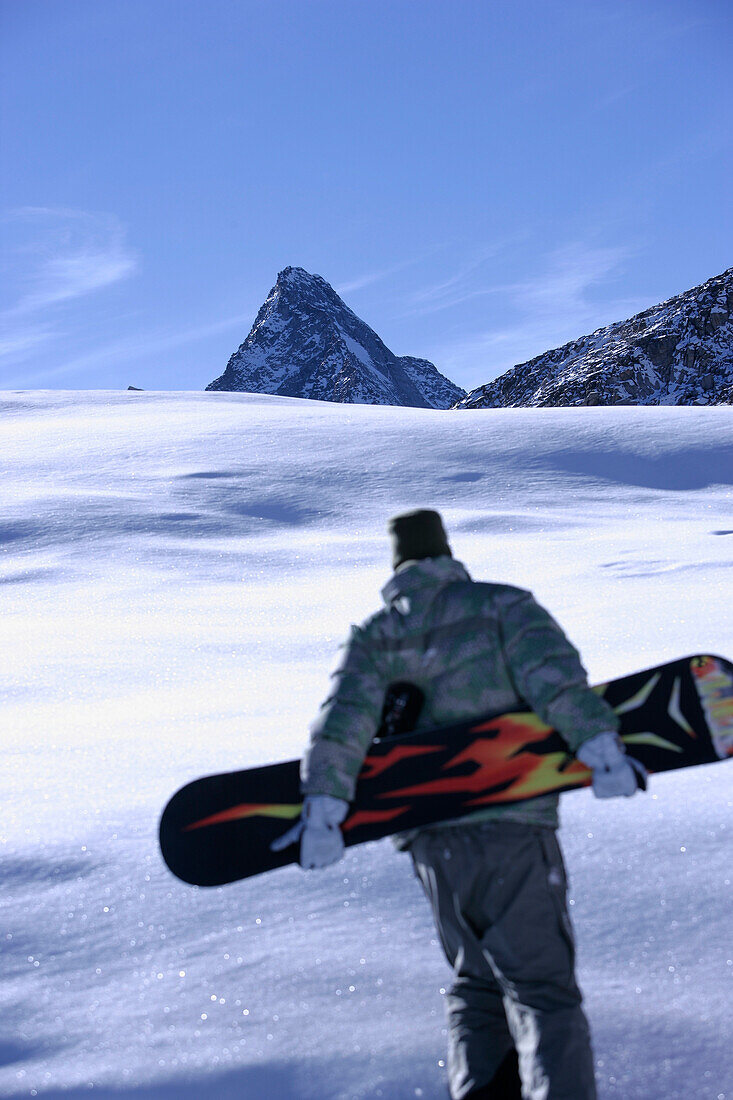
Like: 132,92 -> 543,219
1,390 -> 731,1100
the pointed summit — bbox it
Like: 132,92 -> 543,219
206,268 -> 465,408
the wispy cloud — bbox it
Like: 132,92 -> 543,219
0,326 -> 56,360
405,237 -> 529,315
3,207 -> 138,316
1,311 -> 256,388
333,238 -> 472,300
335,255 -> 434,298
429,242 -> 657,391
510,242 -> 634,315
0,208 -> 138,370
16,244 -> 136,313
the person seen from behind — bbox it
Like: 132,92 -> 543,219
273,509 -> 646,1100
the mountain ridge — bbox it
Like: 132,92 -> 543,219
455,267 -> 733,409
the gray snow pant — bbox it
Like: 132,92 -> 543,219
410,822 -> 597,1100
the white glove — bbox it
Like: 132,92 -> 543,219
270,795 -> 349,869
576,732 -> 647,798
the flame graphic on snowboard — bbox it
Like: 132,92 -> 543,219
160,654 -> 733,886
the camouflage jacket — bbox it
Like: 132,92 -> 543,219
301,557 -> 618,835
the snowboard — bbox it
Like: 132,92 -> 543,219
159,654 -> 733,887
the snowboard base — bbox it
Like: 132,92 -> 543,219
160,654 -> 733,886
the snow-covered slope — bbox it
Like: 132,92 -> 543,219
1,391 -> 732,1099
207,267 -> 465,408
457,267 -> 733,408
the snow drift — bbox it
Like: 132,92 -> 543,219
1,391 -> 731,1099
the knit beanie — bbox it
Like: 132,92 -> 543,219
388,509 -> 452,570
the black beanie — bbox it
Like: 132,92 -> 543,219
388,509 -> 452,569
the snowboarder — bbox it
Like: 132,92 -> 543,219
273,509 -> 646,1099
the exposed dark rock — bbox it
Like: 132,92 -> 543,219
207,267 -> 465,409
455,268 -> 733,409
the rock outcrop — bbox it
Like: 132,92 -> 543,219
456,268 -> 733,408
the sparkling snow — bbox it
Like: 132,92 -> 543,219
1,391 -> 731,1099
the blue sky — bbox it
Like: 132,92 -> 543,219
1,0 -> 731,393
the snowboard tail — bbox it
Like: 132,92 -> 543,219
160,654 -> 733,886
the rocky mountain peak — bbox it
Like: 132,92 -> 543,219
279,265 -> 324,286
207,268 -> 465,409
274,266 -> 334,303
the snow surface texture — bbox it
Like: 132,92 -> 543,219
206,267 -> 465,409
1,391 -> 732,1100
457,267 -> 733,409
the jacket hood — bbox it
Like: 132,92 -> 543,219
381,556 -> 471,605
